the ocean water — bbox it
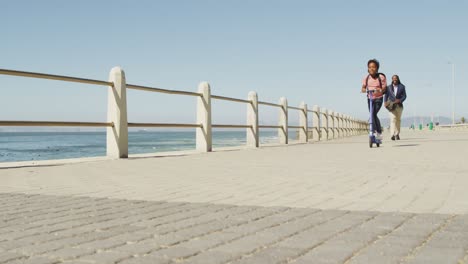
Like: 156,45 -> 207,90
0,131 -> 280,163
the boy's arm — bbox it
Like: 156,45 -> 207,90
361,76 -> 367,93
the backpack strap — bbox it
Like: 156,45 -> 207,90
366,73 -> 385,89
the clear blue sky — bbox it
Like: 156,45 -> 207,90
1,0 -> 467,126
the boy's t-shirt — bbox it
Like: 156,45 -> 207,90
363,74 -> 387,99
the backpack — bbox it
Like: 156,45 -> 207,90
365,73 -> 386,93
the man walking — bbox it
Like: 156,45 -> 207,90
385,75 -> 407,140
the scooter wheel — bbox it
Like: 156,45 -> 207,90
376,143 -> 380,147
369,138 -> 373,148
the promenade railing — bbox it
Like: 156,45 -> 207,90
0,67 -> 369,159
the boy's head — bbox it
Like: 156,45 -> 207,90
367,59 -> 380,76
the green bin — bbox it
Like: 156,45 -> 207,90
419,124 -> 423,130
429,122 -> 434,130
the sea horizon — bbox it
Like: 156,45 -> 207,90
0,130 -> 286,163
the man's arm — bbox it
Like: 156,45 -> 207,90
400,85 -> 407,103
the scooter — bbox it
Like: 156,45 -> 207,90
368,90 -> 382,148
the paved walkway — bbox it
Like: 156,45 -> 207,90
1,130 -> 468,263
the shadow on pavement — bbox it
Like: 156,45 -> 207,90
393,144 -> 420,147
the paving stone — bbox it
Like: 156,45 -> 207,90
228,246 -> 301,264
404,247 -> 466,264
76,250 -> 133,264
0,191 -> 466,264
0,252 -> 26,263
4,256 -> 60,264
47,247 -> 97,260
118,255 -> 172,264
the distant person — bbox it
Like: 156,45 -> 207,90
361,59 -> 387,140
384,75 -> 407,140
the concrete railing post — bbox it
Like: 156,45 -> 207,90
343,114 -> 347,137
334,112 -> 338,139
337,113 -> 342,138
346,115 -> 350,137
349,118 -> 352,135
336,113 -> 340,138
246,91 -> 259,148
340,114 -> 343,137
342,114 -> 346,138
342,115 -> 346,137
334,113 -> 338,138
353,118 -> 360,135
353,118 -> 356,135
279,97 -> 288,144
299,102 -> 308,143
107,67 -> 128,158
353,118 -> 357,135
322,108 -> 329,141
196,82 -> 212,152
348,116 -> 353,137
335,112 -> 340,138
331,110 -> 336,139
312,105 -> 320,141
339,114 -> 342,138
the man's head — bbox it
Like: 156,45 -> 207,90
392,75 -> 401,85
367,59 -> 380,76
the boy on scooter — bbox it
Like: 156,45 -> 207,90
361,59 -> 387,141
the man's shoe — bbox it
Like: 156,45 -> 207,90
391,136 -> 395,141
396,135 -> 400,140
